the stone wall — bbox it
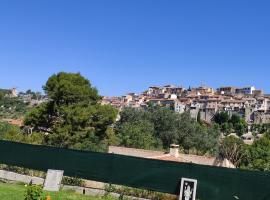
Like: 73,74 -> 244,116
253,111 -> 270,124
0,170 -> 44,185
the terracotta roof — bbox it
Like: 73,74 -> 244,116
1,118 -> 23,127
108,146 -> 165,158
108,146 -> 235,168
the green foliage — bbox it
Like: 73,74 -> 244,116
62,176 -> 85,187
0,122 -> 43,145
219,136 -> 247,167
24,185 -> 45,200
0,97 -> 30,119
220,122 -> 233,134
43,72 -> 100,106
251,123 -> 270,134
214,111 -> 230,125
116,107 -> 220,155
3,130 -> 44,145
214,113 -> 247,136
0,91 -> 4,100
0,122 -> 18,139
24,72 -> 118,151
244,134 -> 270,171
24,103 -> 52,129
176,113 -> 220,155
234,120 -> 247,136
104,127 -> 121,146
0,89 -> 9,97
0,182 -> 118,200
117,120 -> 157,149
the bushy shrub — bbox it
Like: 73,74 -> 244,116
62,176 -> 85,187
24,185 -> 45,200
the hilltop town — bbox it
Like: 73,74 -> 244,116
102,85 -> 270,125
0,72 -> 269,200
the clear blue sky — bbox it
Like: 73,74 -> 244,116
0,0 -> 269,96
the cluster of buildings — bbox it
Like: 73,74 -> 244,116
102,85 -> 270,125
4,88 -> 48,106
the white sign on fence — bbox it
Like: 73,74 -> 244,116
179,178 -> 197,200
43,169 -> 64,192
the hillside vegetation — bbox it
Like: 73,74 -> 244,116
0,72 -> 269,172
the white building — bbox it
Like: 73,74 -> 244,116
11,88 -> 18,97
236,86 -> 256,95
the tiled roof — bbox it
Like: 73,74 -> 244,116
1,118 -> 23,127
108,146 -> 235,168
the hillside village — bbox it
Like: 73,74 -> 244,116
4,86 -> 270,126
1,85 -> 269,146
103,85 -> 269,124
1,88 -> 48,105
1,1 -> 270,199
0,73 -> 269,200
0,88 -> 47,125
102,85 -> 270,144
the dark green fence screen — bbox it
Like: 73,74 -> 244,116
0,140 -> 269,200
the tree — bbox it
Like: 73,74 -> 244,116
117,120 -> 157,149
229,114 -> 241,125
116,107 -> 220,155
245,134 -> 270,171
150,107 -> 179,147
117,107 -> 149,124
43,72 -> 100,106
0,122 -> 19,139
214,112 -> 230,125
24,103 -> 53,130
0,91 -> 4,100
175,113 -> 220,155
219,136 -> 247,167
234,120 -> 247,136
214,112 -> 247,136
24,72 -> 117,151
0,122 -> 43,145
221,122 -> 233,135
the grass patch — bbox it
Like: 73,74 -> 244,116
0,182 -> 117,200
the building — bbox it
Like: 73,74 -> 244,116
147,86 -> 161,97
1,118 -> 23,127
253,111 -> 270,124
108,145 -> 235,168
162,85 -> 184,96
11,88 -> 18,97
103,84 -> 269,128
191,86 -> 215,96
253,90 -> 264,96
236,86 -> 256,95
146,99 -> 185,113
217,87 -> 236,95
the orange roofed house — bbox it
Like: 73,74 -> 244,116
1,118 -> 24,127
108,144 -> 235,168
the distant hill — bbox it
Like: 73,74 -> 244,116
0,89 -> 30,119
0,88 -> 10,95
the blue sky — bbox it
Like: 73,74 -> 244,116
0,0 -> 269,96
